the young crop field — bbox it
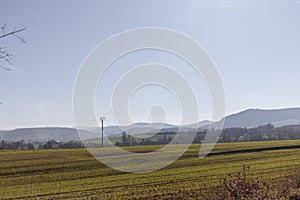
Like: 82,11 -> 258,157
1,140 -> 300,199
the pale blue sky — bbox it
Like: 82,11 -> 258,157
0,0 -> 300,129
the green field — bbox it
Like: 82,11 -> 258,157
1,140 -> 300,199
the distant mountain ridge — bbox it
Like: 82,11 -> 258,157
1,107 -> 300,142
222,108 -> 300,128
0,127 -> 97,142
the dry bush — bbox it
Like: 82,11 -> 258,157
206,165 -> 300,200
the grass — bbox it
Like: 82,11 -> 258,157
1,140 -> 300,199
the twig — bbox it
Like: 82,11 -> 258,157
0,27 -> 25,40
0,65 -> 12,71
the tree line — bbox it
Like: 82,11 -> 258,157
0,139 -> 84,150
2,124 -> 300,150
115,123 -> 300,147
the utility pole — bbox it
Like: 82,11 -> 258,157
100,116 -> 105,148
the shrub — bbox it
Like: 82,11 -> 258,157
207,165 -> 300,200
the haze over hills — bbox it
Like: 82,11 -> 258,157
83,122 -> 176,136
0,123 -> 177,142
1,108 -> 300,142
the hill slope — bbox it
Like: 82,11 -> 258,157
222,108 -> 300,128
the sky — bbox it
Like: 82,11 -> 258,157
0,0 -> 300,129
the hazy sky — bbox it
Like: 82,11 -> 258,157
0,0 -> 300,129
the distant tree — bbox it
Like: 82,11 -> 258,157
128,134 -> 131,146
122,132 -> 127,145
43,139 -> 60,149
27,143 -> 35,150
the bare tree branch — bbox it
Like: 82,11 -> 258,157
0,24 -> 26,71
0,27 -> 26,40
12,33 -> 26,44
